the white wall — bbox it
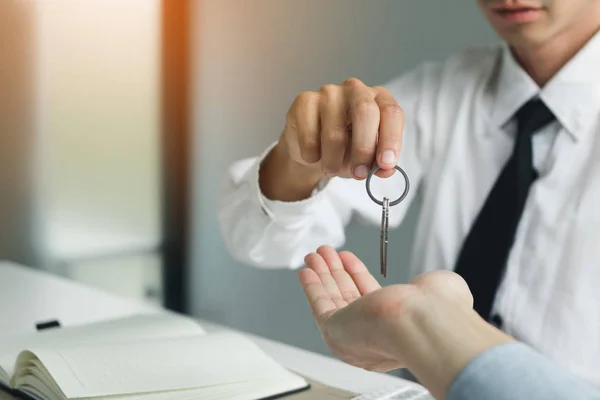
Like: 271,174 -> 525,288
0,0 -> 163,303
190,0 -> 499,357
34,0 -> 162,269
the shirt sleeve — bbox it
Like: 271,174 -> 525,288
217,141 -> 352,269
446,342 -> 600,400
217,65 -> 439,269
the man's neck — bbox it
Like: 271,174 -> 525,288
512,17 -> 600,87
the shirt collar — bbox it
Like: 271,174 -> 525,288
490,29 -> 600,141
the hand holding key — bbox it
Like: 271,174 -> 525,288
259,78 -> 405,203
259,75 -> 410,277
280,78 -> 404,179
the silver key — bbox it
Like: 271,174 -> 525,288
380,197 -> 390,277
366,165 -> 411,277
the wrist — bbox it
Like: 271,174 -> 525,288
394,295 -> 514,400
259,140 -> 324,202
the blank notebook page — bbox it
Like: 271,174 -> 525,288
0,314 -> 205,379
22,332 -> 297,398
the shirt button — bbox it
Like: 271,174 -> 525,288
490,314 -> 503,329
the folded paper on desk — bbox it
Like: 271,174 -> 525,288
0,314 -> 309,400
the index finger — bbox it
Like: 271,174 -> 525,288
372,86 -> 404,172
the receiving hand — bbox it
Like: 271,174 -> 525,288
298,245 -> 474,373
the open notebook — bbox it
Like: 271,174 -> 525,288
0,314 -> 309,400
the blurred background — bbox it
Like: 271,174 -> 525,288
0,0 -> 499,363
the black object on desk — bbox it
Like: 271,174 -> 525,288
35,319 -> 61,331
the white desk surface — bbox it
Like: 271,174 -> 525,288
0,261 -> 411,395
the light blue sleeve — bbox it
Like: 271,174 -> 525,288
446,342 -> 600,400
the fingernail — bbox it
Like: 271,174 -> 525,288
354,165 -> 369,179
381,150 -> 396,165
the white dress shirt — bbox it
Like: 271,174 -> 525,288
219,31 -> 600,386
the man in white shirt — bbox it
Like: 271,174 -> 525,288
219,0 -> 600,386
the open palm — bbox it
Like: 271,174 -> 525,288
298,245 -> 412,372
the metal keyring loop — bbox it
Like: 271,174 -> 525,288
365,165 -> 410,207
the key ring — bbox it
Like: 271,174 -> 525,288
365,165 -> 410,207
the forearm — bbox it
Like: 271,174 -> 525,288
259,139 -> 324,202
395,300 -> 513,400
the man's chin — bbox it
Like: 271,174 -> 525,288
496,27 -> 553,49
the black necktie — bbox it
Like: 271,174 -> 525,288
453,98 -> 556,321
